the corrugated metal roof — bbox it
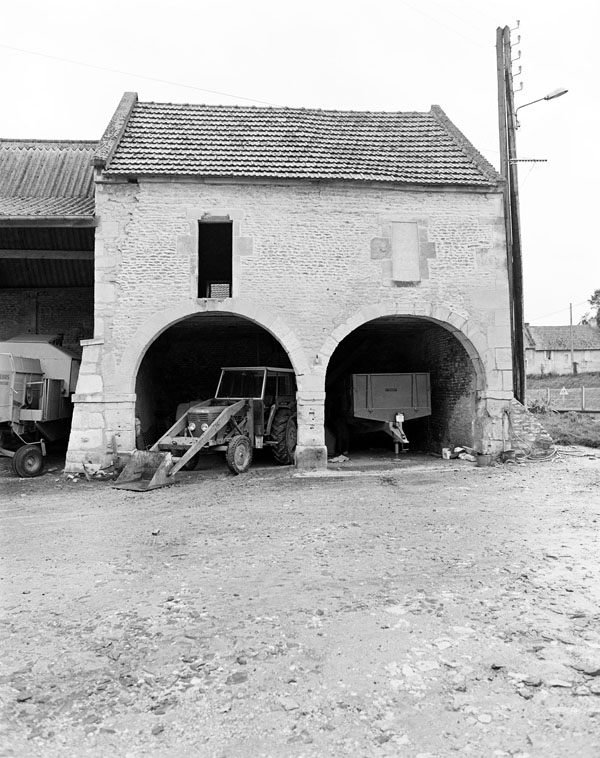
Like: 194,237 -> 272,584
525,325 -> 600,351
0,196 -> 94,216
103,101 -> 501,187
0,140 -> 96,218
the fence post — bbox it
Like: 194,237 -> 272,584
582,386 -> 586,411
547,387 -> 550,405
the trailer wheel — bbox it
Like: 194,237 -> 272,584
12,444 -> 44,478
225,435 -> 253,475
271,410 -> 297,465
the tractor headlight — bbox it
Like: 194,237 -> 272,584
188,422 -> 196,432
200,423 -> 209,432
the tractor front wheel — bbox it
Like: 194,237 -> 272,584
180,453 -> 201,471
225,435 -> 253,475
12,444 -> 44,478
271,410 -> 297,465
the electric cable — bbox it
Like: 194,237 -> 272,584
0,42 -> 280,106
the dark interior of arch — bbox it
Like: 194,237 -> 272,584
135,313 -> 292,446
325,317 -> 477,455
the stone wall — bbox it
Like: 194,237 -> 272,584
508,399 -> 555,458
66,178 -> 513,471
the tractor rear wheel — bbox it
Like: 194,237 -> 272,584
12,444 -> 44,478
271,410 -> 297,465
225,435 -> 253,475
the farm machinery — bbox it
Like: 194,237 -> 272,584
335,372 -> 431,454
115,366 -> 297,491
0,335 -> 80,477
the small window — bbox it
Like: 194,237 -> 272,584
545,350 -> 552,360
198,220 -> 232,298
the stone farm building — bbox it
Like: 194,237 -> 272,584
1,92 -> 515,471
525,323 -> 600,375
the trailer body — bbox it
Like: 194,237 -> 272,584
351,372 -> 431,423
343,372 -> 431,452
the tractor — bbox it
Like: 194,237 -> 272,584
115,366 -> 297,491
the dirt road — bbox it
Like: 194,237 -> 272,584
1,450 -> 600,757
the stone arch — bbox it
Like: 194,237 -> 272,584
316,302 -> 488,391
115,299 -> 309,394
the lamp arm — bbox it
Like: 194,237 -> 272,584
514,96 -> 545,119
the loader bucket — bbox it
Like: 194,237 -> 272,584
113,450 -> 174,491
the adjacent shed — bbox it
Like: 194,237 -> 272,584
0,140 -> 96,355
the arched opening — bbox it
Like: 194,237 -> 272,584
135,312 -> 294,449
325,316 -> 480,457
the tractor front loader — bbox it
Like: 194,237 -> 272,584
114,399 -> 249,491
114,366 -> 296,492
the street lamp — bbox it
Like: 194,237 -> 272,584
515,87 -> 568,127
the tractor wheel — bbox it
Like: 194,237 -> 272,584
225,435 -> 253,475
12,444 -> 44,478
271,410 -> 297,465
181,453 -> 200,471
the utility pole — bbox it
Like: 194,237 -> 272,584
497,25 -> 525,404
570,302 -> 575,373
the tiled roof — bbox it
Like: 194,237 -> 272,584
525,325 -> 600,351
103,100 -> 501,187
0,140 -> 96,218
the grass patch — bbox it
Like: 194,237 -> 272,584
533,410 -> 600,448
527,372 -> 600,389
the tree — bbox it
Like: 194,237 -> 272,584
589,289 -> 600,325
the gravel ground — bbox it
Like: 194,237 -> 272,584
1,448 -> 600,757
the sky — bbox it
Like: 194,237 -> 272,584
1,0 -> 598,326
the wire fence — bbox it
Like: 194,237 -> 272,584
527,387 -> 600,412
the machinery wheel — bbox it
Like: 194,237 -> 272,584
181,453 -> 200,471
11,444 -> 44,478
271,410 -> 297,465
225,435 -> 253,475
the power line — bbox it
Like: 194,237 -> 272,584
423,0 -> 492,40
528,300 -> 589,323
397,0 -> 489,48
0,42 -> 280,107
